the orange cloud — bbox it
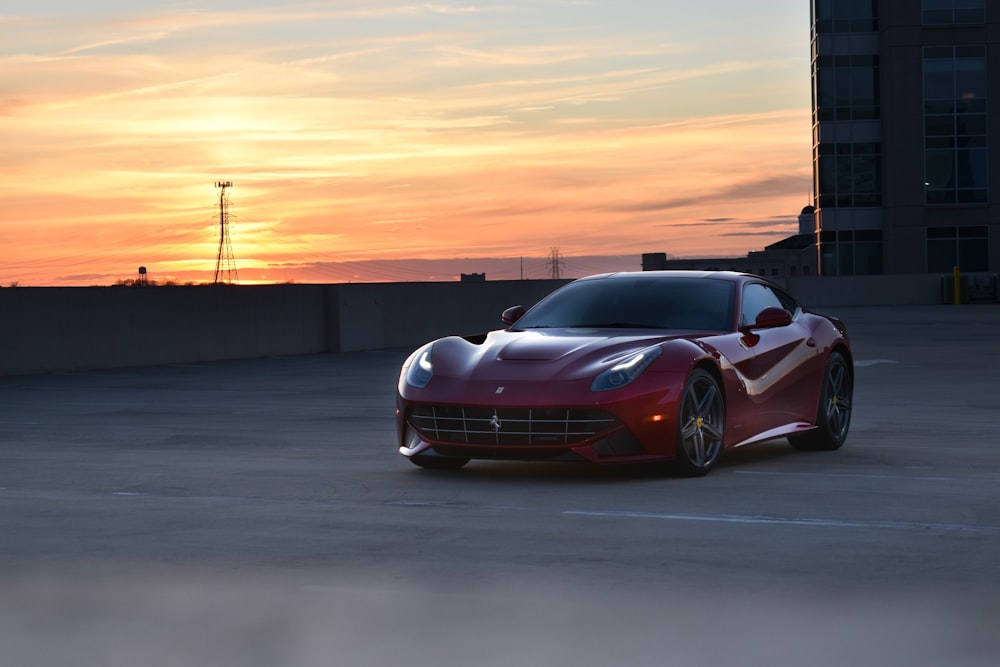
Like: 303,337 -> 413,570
0,1 -> 811,286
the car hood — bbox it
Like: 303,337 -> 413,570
495,332 -> 613,361
429,328 -> 690,384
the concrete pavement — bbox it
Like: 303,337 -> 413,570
1,304 -> 999,667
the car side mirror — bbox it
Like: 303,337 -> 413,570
744,306 -> 792,332
501,305 -> 526,326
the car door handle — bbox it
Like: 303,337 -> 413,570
806,337 -> 816,348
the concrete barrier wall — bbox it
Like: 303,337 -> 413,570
0,274 -> 969,377
0,280 -> 567,376
330,280 -> 568,353
1,285 -> 329,376
784,274 -> 944,308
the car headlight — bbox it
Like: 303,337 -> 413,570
591,346 -> 662,392
404,347 -> 434,388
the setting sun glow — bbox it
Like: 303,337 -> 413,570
1,1 -> 812,286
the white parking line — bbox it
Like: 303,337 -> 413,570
734,470 -> 959,482
855,359 -> 899,367
388,500 -> 997,533
564,509 -> 997,532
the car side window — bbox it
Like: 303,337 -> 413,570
740,283 -> 785,327
772,288 -> 800,316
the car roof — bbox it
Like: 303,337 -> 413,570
576,270 -> 756,283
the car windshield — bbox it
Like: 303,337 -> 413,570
514,276 -> 735,332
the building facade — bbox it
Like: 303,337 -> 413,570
812,0 -> 999,275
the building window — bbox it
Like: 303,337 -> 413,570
924,46 -> 988,205
922,0 -> 985,25
927,226 -> 989,272
820,230 -> 883,276
814,0 -> 879,34
817,143 -> 881,208
814,55 -> 880,121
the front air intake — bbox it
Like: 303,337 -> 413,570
408,406 -> 620,446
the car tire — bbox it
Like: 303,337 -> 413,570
674,368 -> 725,477
789,351 -> 852,451
408,454 -> 470,470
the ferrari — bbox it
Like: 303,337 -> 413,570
396,271 -> 852,476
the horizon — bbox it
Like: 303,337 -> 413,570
1,1 -> 812,287
5,252 -> 773,287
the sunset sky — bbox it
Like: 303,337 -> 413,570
1,1 -> 813,286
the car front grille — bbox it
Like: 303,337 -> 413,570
408,406 -> 621,446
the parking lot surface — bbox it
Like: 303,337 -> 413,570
2,305 -> 999,667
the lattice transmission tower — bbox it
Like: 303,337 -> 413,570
213,181 -> 239,284
547,246 -> 565,279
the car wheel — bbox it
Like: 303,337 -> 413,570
674,369 -> 725,477
409,454 -> 470,470
789,351 -> 852,451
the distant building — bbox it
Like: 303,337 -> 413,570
811,0 -> 998,275
649,2 -> 999,279
460,273 -> 486,282
642,206 -> 817,279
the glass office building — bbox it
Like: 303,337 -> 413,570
811,0 -> 998,275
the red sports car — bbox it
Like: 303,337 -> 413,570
396,271 -> 852,476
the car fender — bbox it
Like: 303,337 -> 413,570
649,337 -> 723,375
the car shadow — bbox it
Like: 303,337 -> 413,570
406,438 -> 800,483
715,438 -> 799,470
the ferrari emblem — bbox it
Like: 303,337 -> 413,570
489,410 -> 502,433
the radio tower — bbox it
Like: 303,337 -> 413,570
547,246 -> 565,279
213,181 -> 239,284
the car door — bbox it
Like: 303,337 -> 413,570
736,282 -> 821,432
